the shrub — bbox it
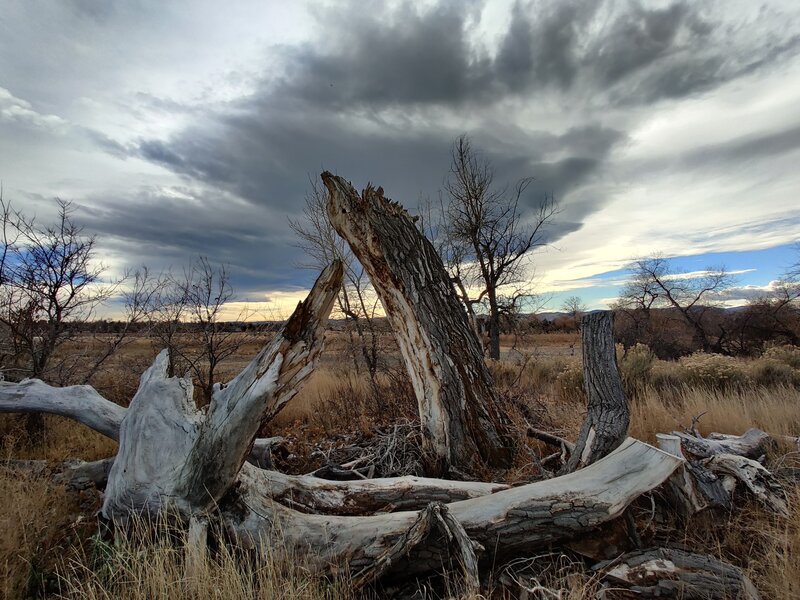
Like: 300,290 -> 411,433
618,343 -> 656,390
556,363 -> 585,402
679,352 -> 748,389
762,345 -> 800,370
749,358 -> 799,387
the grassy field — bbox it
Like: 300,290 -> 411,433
1,333 -> 799,598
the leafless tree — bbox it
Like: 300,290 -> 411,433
441,135 -> 558,359
0,198 -> 118,383
289,177 -> 381,383
617,255 -> 734,353
155,257 -> 253,405
561,295 -> 587,330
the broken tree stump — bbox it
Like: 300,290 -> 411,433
564,310 -> 629,473
323,172 -> 511,474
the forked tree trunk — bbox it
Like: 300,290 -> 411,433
564,311 -> 629,473
322,172 -> 511,474
103,261 -> 344,519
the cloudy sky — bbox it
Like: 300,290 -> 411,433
1,0 -> 799,316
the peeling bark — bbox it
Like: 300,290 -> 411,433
322,172 -> 511,473
564,311 -> 629,473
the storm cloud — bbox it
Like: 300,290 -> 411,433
1,0 -> 799,306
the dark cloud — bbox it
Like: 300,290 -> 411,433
81,0 -> 799,293
270,0 -> 798,110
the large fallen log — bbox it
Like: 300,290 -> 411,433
225,438 -> 683,582
323,172 -> 511,474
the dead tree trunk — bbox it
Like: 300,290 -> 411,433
322,172 -> 511,474
564,311 -> 629,473
102,261 -> 344,519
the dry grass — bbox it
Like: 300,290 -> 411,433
3,337 -> 800,598
58,518 -> 354,600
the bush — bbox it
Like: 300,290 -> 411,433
762,345 -> 800,370
749,359 -> 799,387
556,363 -> 585,402
617,343 -> 656,390
679,352 -> 748,389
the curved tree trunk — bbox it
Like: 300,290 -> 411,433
322,172 -> 511,474
564,311 -> 629,473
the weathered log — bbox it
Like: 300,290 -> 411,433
239,462 -> 507,515
103,261 -> 344,519
224,438 -> 684,581
703,453 -> 789,516
323,172 -> 511,474
595,547 -> 760,599
672,428 -> 772,460
657,434 -> 710,515
0,379 -> 125,440
564,311 -> 629,473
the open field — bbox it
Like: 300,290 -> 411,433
2,333 -> 800,598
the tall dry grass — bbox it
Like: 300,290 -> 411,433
2,341 -> 800,598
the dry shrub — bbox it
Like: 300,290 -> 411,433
0,466 -> 96,599
555,363 -> 584,403
763,344 -> 800,369
617,343 -> 655,392
679,352 -> 749,389
749,358 -> 799,387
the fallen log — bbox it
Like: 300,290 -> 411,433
703,453 -> 789,516
671,428 -> 772,460
224,438 -> 684,581
595,547 -> 760,599
323,172 -> 511,474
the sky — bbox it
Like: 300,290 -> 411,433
1,0 -> 799,318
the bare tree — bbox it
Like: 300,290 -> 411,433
157,257 -> 253,405
617,255 -> 734,353
561,295 -> 587,330
289,176 -> 381,384
442,135 -> 558,359
0,198 -> 118,383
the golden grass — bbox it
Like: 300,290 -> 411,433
3,337 -> 800,598
58,519 -> 354,600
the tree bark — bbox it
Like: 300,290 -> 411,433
103,261 -> 344,520
224,438 -> 683,582
322,172 -> 511,474
595,547 -> 760,599
564,311 -> 629,473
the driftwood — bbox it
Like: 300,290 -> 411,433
564,311 -> 629,473
323,172 -> 511,474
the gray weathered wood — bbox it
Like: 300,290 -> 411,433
323,172 -> 511,474
596,547 -> 760,599
103,261 -> 344,519
564,311 -> 629,472
225,439 -> 683,580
